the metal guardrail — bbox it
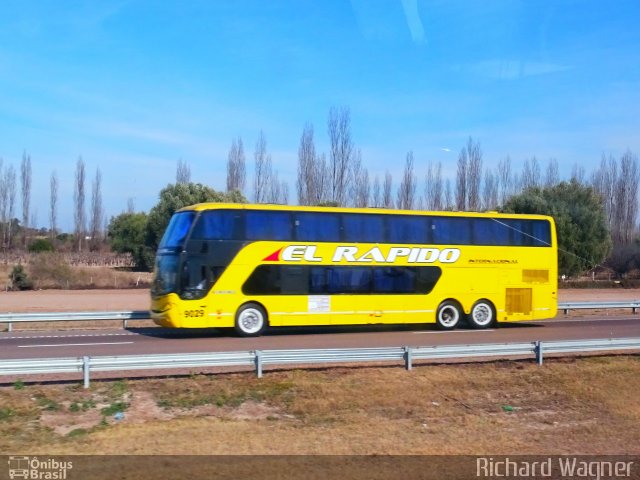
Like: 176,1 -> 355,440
558,301 -> 640,314
0,338 -> 638,388
0,301 -> 639,331
0,311 -> 150,331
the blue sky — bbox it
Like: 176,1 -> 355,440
1,0 -> 639,230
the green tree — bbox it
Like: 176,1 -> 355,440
145,183 -> 246,257
108,212 -> 149,269
502,180 -> 612,276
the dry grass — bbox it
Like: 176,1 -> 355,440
0,258 -> 151,291
1,356 -> 639,455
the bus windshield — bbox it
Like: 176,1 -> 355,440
159,212 -> 196,249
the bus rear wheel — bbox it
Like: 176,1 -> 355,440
468,300 -> 495,329
235,303 -> 268,337
435,301 -> 462,330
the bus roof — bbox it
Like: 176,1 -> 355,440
177,202 -> 555,223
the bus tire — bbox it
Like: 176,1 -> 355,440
435,300 -> 462,330
468,299 -> 496,329
235,303 -> 268,337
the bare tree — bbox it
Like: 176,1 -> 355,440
424,162 -> 443,210
126,198 -> 135,214
352,152 -> 370,208
267,169 -> 281,204
482,170 -> 498,210
497,156 -> 512,205
297,124 -> 316,205
521,157 -> 540,190
253,131 -> 272,203
465,138 -> 483,210
90,168 -> 104,250
5,165 -> 16,249
455,147 -> 467,210
176,159 -> 191,184
444,178 -> 453,210
592,153 -> 617,233
226,137 -> 246,193
20,152 -> 32,247
570,163 -> 585,184
397,151 -> 417,210
383,171 -> 393,208
0,160 -> 5,249
328,106 -> 353,205
372,175 -> 381,208
311,153 -> 329,206
544,158 -> 559,187
49,171 -> 58,239
617,150 -> 639,245
280,180 -> 289,205
74,157 -> 86,252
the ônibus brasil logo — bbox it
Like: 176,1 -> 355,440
263,245 -> 461,264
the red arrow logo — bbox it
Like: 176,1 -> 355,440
263,248 -> 282,262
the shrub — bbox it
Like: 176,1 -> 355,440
28,238 -> 55,253
28,254 -> 75,289
9,265 -> 33,290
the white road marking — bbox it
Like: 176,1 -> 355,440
17,342 -> 135,348
0,333 -> 135,340
413,329 -> 495,334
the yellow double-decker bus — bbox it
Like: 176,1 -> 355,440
151,203 -> 557,336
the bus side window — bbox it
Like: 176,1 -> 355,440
432,217 -> 471,244
295,212 -> 340,242
342,214 -> 384,243
387,216 -> 430,244
473,218 -> 509,245
246,211 -> 293,241
309,267 -> 328,294
327,267 -> 372,293
373,267 -> 416,293
191,210 -> 236,240
243,265 -> 282,295
531,220 -> 551,246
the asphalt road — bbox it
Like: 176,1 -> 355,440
1,315 -> 639,360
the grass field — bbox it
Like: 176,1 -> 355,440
1,355 -> 638,455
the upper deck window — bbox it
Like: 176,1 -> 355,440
295,212 -> 341,242
343,213 -> 384,243
431,217 -> 472,245
190,210 -> 237,240
159,212 -> 195,248
246,211 -> 293,240
388,215 -> 430,244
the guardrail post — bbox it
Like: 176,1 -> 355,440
633,306 -> 637,314
123,319 -> 128,329
255,350 -> 263,378
83,356 -> 91,388
404,346 -> 413,371
534,341 -> 544,366
7,322 -> 12,333
563,307 -> 569,315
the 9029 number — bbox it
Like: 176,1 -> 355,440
184,309 -> 205,318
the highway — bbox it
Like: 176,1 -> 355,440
1,315 -> 639,360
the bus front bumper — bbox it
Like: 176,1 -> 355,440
150,293 -> 183,328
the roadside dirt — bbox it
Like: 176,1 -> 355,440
1,356 -> 638,455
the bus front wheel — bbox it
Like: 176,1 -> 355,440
235,303 -> 268,337
468,300 -> 496,329
435,301 -> 462,330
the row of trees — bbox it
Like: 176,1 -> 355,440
220,108 -> 639,250
0,155 -> 104,253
